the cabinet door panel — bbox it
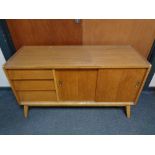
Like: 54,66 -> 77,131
96,69 -> 146,102
55,70 -> 97,101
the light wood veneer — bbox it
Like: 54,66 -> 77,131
3,45 -> 151,118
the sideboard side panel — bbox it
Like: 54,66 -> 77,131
3,68 -> 21,104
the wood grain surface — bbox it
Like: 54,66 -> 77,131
6,19 -> 155,57
6,19 -> 82,49
55,69 -> 97,101
4,46 -> 150,69
12,80 -> 55,91
82,19 -> 155,57
96,68 -> 147,102
17,91 -> 57,101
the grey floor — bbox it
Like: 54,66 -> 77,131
0,89 -> 155,135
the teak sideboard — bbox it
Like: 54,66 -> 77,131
3,46 -> 151,118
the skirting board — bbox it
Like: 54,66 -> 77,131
0,87 -> 11,90
147,87 -> 155,91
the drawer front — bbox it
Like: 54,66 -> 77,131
13,80 -> 55,90
17,91 -> 57,101
7,70 -> 53,79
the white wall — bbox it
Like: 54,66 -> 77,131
0,48 -> 10,87
149,73 -> 155,87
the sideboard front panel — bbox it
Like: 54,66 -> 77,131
6,69 -> 57,102
7,69 -> 54,79
17,91 -> 57,101
55,69 -> 97,101
12,80 -> 55,91
96,68 -> 147,102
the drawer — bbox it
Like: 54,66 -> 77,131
13,80 -> 55,90
17,91 -> 57,101
7,70 -> 53,79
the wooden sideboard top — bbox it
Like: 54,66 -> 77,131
4,45 -> 151,69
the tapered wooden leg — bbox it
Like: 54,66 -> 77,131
126,105 -> 131,118
24,105 -> 29,118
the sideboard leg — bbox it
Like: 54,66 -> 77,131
24,105 -> 29,118
126,105 -> 131,118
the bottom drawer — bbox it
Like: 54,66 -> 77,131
17,91 -> 57,101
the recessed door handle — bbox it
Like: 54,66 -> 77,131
58,80 -> 63,87
135,81 -> 141,88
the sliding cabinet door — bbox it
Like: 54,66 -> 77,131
96,69 -> 147,102
55,69 -> 97,101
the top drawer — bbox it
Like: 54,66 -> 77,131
7,69 -> 54,80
